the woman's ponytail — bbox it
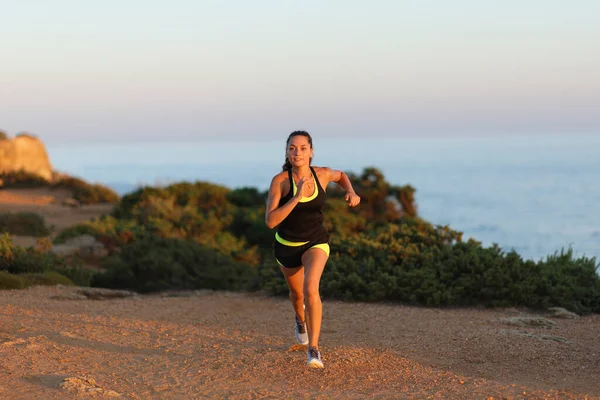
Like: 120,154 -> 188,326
282,156 -> 292,171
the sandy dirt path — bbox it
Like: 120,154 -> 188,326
0,286 -> 598,399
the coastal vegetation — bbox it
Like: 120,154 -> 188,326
1,168 -> 599,314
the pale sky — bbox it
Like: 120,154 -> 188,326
1,0 -> 599,143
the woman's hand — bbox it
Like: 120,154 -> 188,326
345,191 -> 361,207
295,176 -> 312,198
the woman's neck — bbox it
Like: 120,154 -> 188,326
292,166 -> 311,178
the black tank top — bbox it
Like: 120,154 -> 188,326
277,166 -> 328,242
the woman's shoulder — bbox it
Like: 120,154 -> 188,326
271,170 -> 288,181
269,170 -> 289,188
312,166 -> 334,176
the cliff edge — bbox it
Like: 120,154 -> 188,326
0,134 -> 54,181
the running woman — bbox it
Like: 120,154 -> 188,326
265,130 -> 361,368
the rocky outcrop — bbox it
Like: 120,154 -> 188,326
547,307 -> 580,319
0,134 -> 53,180
50,234 -> 108,259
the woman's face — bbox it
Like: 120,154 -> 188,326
286,135 -> 313,168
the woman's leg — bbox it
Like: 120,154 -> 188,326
279,265 -> 305,322
301,247 -> 329,349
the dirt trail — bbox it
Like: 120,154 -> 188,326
0,286 -> 598,399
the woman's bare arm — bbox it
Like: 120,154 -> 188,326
265,175 -> 310,229
324,167 -> 361,207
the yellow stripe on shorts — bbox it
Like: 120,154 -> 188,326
310,243 -> 330,257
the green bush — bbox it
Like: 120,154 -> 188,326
53,215 -> 145,250
0,271 -> 26,289
0,233 -> 14,262
0,170 -> 49,188
113,181 -> 232,219
0,212 -> 51,236
0,270 -> 75,289
111,186 -> 165,219
533,249 -> 600,314
53,224 -> 103,244
229,207 -> 273,251
92,234 -> 257,293
328,167 -> 418,222
22,271 -> 75,287
226,187 -> 267,208
53,176 -> 120,204
258,222 -> 600,314
60,168 -> 598,315
257,257 -> 288,295
0,233 -> 94,286
9,249 -> 94,286
58,265 -> 96,287
0,130 -> 8,141
5,245 -> 66,274
323,198 -> 368,241
112,186 -> 261,265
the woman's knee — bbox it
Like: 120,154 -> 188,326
289,288 -> 304,302
303,282 -> 320,300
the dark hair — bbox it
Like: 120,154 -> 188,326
282,131 -> 313,171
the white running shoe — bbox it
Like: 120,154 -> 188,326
294,315 -> 309,345
307,347 -> 324,369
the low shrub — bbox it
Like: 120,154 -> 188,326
0,233 -> 94,286
0,170 -> 49,188
22,271 -> 75,287
0,271 -> 26,289
0,212 -> 51,236
53,215 -> 144,249
92,234 -> 257,293
259,223 -> 600,314
53,176 -> 120,204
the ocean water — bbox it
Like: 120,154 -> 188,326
46,134 -> 600,265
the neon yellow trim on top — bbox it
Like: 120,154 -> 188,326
292,169 -> 318,203
275,232 -> 309,246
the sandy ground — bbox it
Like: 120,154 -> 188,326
1,188 -> 599,399
0,287 -> 599,399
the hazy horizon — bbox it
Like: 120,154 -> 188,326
2,1 -> 599,142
